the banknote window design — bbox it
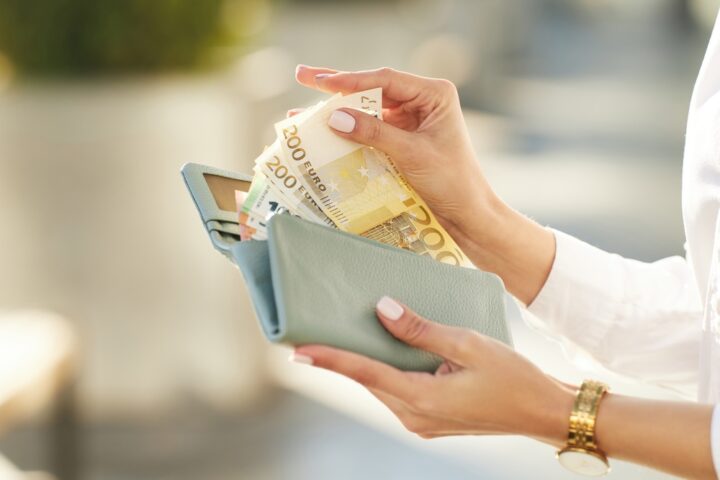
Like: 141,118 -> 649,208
362,213 -> 426,254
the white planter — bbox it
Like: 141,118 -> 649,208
0,75 -> 272,417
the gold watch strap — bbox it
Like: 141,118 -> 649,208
567,379 -> 609,452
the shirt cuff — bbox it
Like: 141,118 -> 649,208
526,229 -> 624,352
712,404 -> 720,479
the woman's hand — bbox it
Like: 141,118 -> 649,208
292,296 -> 574,444
294,66 -> 556,305
291,298 -> 719,479
294,65 -> 495,246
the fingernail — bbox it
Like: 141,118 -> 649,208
377,296 -> 403,321
295,64 -> 307,75
328,110 -> 356,133
288,352 -> 314,365
314,73 -> 331,81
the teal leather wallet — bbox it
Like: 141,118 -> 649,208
182,163 -> 514,372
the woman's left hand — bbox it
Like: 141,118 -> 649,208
292,296 -> 574,445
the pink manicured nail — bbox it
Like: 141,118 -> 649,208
377,296 -> 403,321
328,110 -> 356,133
288,352 -> 314,365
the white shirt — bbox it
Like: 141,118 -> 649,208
527,11 -> 720,476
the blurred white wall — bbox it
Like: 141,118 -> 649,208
0,78 -> 270,417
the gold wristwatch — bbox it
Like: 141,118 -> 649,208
557,379 -> 610,476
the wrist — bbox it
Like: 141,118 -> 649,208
521,380 -> 576,448
472,190 -> 514,247
446,190 -> 556,304
444,188 -> 510,253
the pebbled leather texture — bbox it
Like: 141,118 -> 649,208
263,214 -> 513,372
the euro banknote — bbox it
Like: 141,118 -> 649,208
239,89 -> 471,267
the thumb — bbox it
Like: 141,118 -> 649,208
327,108 -> 415,161
375,296 -> 481,366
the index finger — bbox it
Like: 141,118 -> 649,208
294,344 -> 429,401
295,65 -> 340,89
295,65 -> 431,107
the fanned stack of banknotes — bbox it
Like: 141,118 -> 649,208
236,87 -> 471,267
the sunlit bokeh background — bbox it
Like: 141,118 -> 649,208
0,0 -> 716,479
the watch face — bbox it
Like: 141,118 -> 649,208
558,449 -> 609,477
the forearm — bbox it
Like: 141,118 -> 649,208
531,392 -> 717,479
448,195 -> 555,305
594,395 -> 716,479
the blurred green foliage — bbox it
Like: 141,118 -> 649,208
0,0 -> 255,77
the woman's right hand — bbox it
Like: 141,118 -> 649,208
294,65 -> 497,245
295,65 -> 556,304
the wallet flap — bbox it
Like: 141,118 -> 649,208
266,214 -> 512,372
229,240 -> 281,340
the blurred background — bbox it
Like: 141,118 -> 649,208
0,0 -> 716,478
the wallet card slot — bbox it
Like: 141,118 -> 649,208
229,240 -> 282,340
207,220 -> 240,236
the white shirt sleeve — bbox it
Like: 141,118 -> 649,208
527,229 -> 704,391
712,405 -> 720,479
